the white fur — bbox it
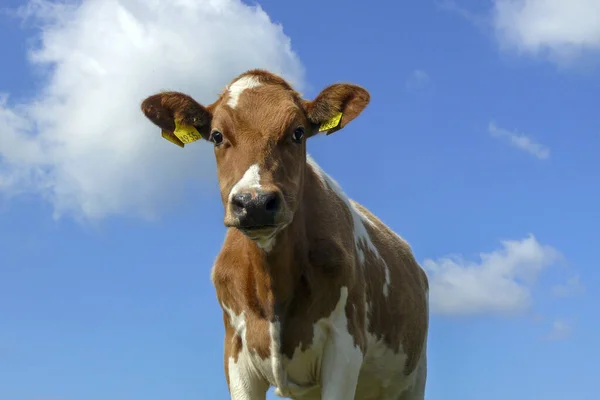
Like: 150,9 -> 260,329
228,164 -> 281,253
228,164 -> 261,202
256,232 -> 277,253
306,155 -> 378,263
306,155 -> 390,296
222,287 -> 369,399
222,261 -> 424,400
355,336 -> 413,399
353,204 -> 392,297
269,320 -> 287,392
223,304 -> 271,399
227,76 -> 262,109
275,286 -> 361,399
320,286 -> 364,399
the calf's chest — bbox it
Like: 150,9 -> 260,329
222,288 -> 351,397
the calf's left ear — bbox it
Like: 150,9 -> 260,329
306,83 -> 370,136
141,91 -> 213,148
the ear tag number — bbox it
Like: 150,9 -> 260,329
318,112 -> 343,132
173,120 -> 203,144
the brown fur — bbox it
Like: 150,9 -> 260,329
140,69 -> 429,398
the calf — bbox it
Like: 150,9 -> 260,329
141,69 -> 429,399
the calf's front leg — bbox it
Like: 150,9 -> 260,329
226,356 -> 269,400
223,318 -> 269,400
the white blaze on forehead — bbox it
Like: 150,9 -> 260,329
226,75 -> 262,109
228,164 -> 261,201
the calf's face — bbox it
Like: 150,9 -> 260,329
141,70 -> 370,247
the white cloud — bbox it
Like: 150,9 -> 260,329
423,234 -> 562,316
544,318 -> 573,340
488,121 -> 550,159
552,274 -> 586,297
405,69 -> 430,90
492,0 -> 600,64
435,0 -> 488,28
0,0 -> 304,220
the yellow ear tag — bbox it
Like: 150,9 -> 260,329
173,120 -> 203,145
161,130 -> 185,148
318,112 -> 343,133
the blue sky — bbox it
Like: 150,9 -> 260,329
0,0 -> 598,399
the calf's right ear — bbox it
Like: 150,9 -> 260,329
141,91 -> 213,148
306,83 -> 370,136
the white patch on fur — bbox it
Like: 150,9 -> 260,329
352,300 -> 420,399
307,155 -> 390,295
222,277 -> 424,398
355,333 -> 411,399
245,225 -> 281,254
353,205 -> 391,297
272,315 -> 323,398
228,164 -> 261,202
227,75 -> 262,109
274,286 -> 363,398
229,164 -> 282,254
256,233 -> 277,253
269,320 -> 286,392
223,304 -> 271,399
223,287 -> 367,399
306,156 -> 377,263
320,286 -> 364,399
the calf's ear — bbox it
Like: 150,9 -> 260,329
306,83 -> 370,136
141,91 -> 213,148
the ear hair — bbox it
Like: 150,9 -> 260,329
141,91 -> 213,144
306,83 -> 370,135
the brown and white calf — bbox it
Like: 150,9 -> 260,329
141,69 -> 429,399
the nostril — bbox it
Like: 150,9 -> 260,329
232,193 -> 251,211
264,193 -> 280,213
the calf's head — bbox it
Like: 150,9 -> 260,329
141,70 -> 369,245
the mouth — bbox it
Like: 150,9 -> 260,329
224,213 -> 293,241
239,224 -> 277,232
238,225 -> 279,238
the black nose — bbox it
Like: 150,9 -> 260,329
231,191 -> 281,228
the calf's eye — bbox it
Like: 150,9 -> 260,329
211,131 -> 224,146
292,127 -> 304,143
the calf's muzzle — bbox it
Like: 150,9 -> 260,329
230,190 -> 282,229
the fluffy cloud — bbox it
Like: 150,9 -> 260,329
488,121 -> 550,159
492,0 -> 600,63
544,319 -> 573,340
423,234 -> 562,315
0,0 -> 304,220
552,274 -> 586,298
